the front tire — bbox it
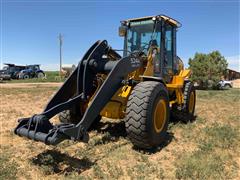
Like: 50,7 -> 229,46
37,72 -> 45,79
125,81 -> 169,149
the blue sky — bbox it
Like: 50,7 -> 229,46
1,0 -> 239,71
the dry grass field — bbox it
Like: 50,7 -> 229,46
0,83 -> 239,179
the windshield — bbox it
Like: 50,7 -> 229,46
126,20 -> 161,55
28,66 -> 39,71
3,66 -> 8,70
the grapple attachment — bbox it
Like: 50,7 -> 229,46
15,115 -> 91,145
15,115 -> 73,145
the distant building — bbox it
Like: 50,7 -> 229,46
225,68 -> 240,80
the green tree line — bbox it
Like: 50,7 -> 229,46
188,51 -> 228,89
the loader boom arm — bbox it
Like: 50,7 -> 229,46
14,40 -> 143,145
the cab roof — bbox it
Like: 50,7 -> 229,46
121,14 -> 181,28
4,63 -> 26,68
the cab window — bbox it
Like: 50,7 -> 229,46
164,24 -> 173,71
126,20 -> 161,55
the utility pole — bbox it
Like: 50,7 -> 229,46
58,33 -> 63,76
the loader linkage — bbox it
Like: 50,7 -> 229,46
14,40 -> 143,145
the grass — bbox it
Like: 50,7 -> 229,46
0,86 -> 239,179
0,86 -> 58,96
0,148 -> 18,180
201,124 -> 239,149
175,150 -> 225,180
8,71 -> 65,83
175,123 -> 239,179
197,88 -> 240,102
127,156 -> 165,179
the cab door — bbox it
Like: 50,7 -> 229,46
162,23 -> 175,82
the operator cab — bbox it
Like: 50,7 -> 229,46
119,15 -> 181,82
28,65 -> 40,71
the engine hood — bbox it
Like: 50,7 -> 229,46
0,70 -> 7,74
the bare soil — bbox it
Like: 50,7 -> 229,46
0,82 -> 63,89
232,79 -> 240,88
0,83 -> 239,179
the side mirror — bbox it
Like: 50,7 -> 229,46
118,25 -> 127,37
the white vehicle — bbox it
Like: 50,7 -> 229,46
218,80 -> 233,89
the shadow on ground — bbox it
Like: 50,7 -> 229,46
31,150 -> 94,175
132,114 -> 198,154
95,120 -> 175,154
133,132 -> 174,154
94,120 -> 127,140
31,119 -> 182,174
170,114 -> 197,124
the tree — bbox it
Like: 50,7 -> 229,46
188,51 -> 228,89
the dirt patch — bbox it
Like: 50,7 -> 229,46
232,79 -> 240,88
0,82 -> 62,89
0,87 -> 239,179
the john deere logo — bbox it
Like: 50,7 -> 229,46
130,58 -> 140,67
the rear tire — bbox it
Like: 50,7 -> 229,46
58,110 -> 81,124
125,81 -> 169,149
171,81 -> 196,122
23,74 -> 30,79
224,84 -> 231,89
183,82 -> 196,119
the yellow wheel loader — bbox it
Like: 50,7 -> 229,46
15,15 -> 196,149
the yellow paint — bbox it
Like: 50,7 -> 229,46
179,69 -> 191,78
154,99 -> 167,133
100,101 -> 125,119
119,85 -> 132,98
169,100 -> 177,107
167,69 -> 192,105
100,85 -> 132,119
143,46 -> 160,76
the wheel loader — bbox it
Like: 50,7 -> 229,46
15,14 -> 196,149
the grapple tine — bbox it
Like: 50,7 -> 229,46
14,115 -> 76,145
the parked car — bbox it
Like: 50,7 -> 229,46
18,64 -> 45,79
0,73 -> 11,81
0,63 -> 25,80
217,80 -> 233,89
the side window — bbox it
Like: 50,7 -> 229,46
127,31 -> 138,52
133,32 -> 137,46
9,67 -> 14,73
165,25 -> 173,70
